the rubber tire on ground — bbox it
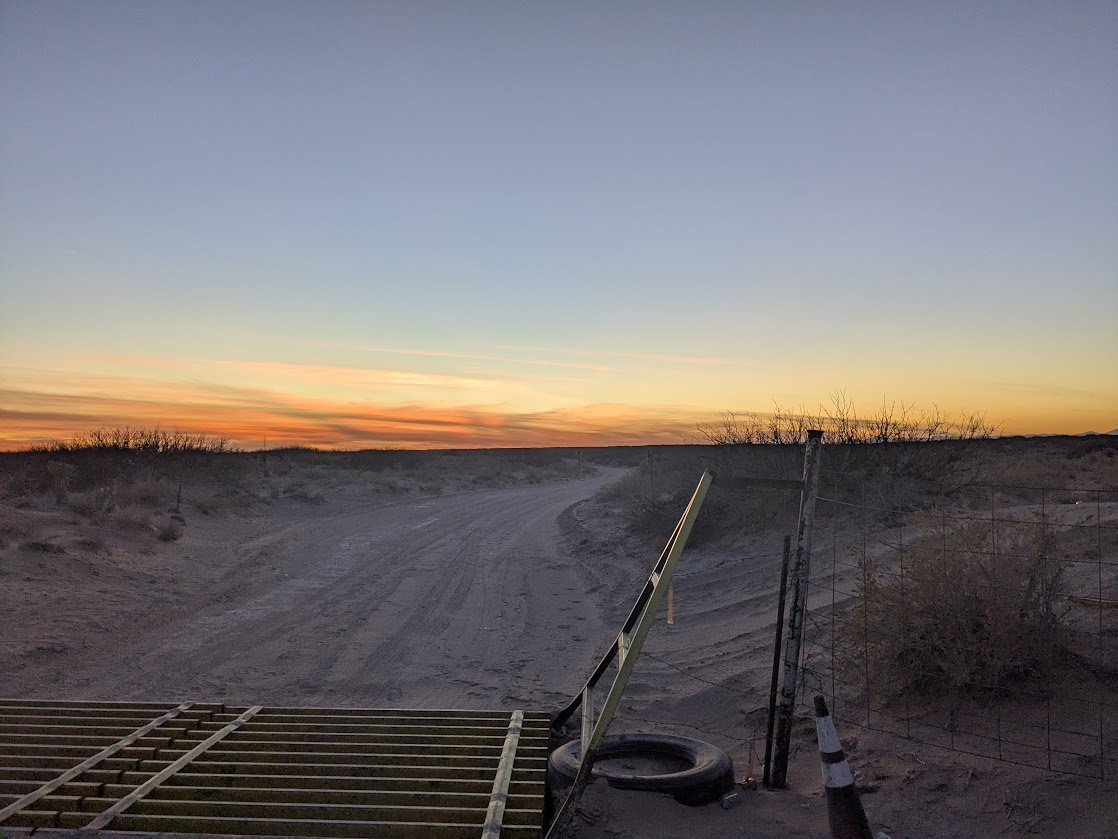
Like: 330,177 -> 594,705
548,733 -> 735,806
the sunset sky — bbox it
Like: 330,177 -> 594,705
2,1 -> 1115,449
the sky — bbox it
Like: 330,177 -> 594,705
1,0 -> 1115,449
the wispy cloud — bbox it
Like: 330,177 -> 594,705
88,353 -> 183,368
265,337 -> 764,373
0,371 -> 704,450
344,343 -> 613,373
4,360 -> 1105,451
209,360 -> 507,389
482,343 -> 772,368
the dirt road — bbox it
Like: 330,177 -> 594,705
3,470 -> 622,711
8,455 -> 1114,838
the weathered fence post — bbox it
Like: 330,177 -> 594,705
770,429 -> 824,788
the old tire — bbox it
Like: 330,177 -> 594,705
548,733 -> 734,806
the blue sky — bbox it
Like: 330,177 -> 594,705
2,1 -> 1115,447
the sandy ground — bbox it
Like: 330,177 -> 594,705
2,458 -> 1116,838
1,472 -> 621,709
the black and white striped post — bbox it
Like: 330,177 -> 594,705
814,695 -> 873,839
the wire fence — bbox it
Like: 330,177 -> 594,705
801,474 -> 1118,780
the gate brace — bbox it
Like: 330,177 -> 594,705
545,469 -> 714,838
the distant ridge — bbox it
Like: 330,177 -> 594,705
1021,430 -> 1118,438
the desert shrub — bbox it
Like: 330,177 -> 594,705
24,429 -> 242,499
34,426 -> 237,454
46,461 -> 76,503
68,486 -> 118,521
119,479 -> 170,508
0,453 -> 59,499
156,521 -> 183,542
836,515 -> 1067,697
696,391 -> 1000,447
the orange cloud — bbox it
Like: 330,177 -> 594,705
0,374 -> 703,450
3,365 -> 1110,451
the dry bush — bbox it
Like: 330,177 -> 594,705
685,419 -> 1004,521
980,436 -> 1118,494
21,428 -> 242,506
816,441 -> 1003,520
67,487 -> 118,521
34,426 -> 237,454
9,437 -> 592,516
45,461 -> 76,503
696,391 -> 1000,447
836,515 -> 1067,698
589,440 -> 994,552
156,521 -> 183,542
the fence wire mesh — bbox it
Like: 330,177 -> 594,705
800,466 -> 1118,781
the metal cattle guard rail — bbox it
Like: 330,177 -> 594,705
545,469 -> 714,838
0,701 -> 550,837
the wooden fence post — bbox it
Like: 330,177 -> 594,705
770,429 -> 824,788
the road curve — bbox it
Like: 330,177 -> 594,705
43,471 -> 622,710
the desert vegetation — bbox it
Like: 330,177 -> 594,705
4,425 -> 1114,706
565,434 -> 1117,704
1,426 -> 1115,836
694,390 -> 1000,446
836,515 -> 1068,697
578,436 -> 1037,555
31,426 -> 237,454
0,428 -> 594,557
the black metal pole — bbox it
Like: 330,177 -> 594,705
763,534 -> 793,787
